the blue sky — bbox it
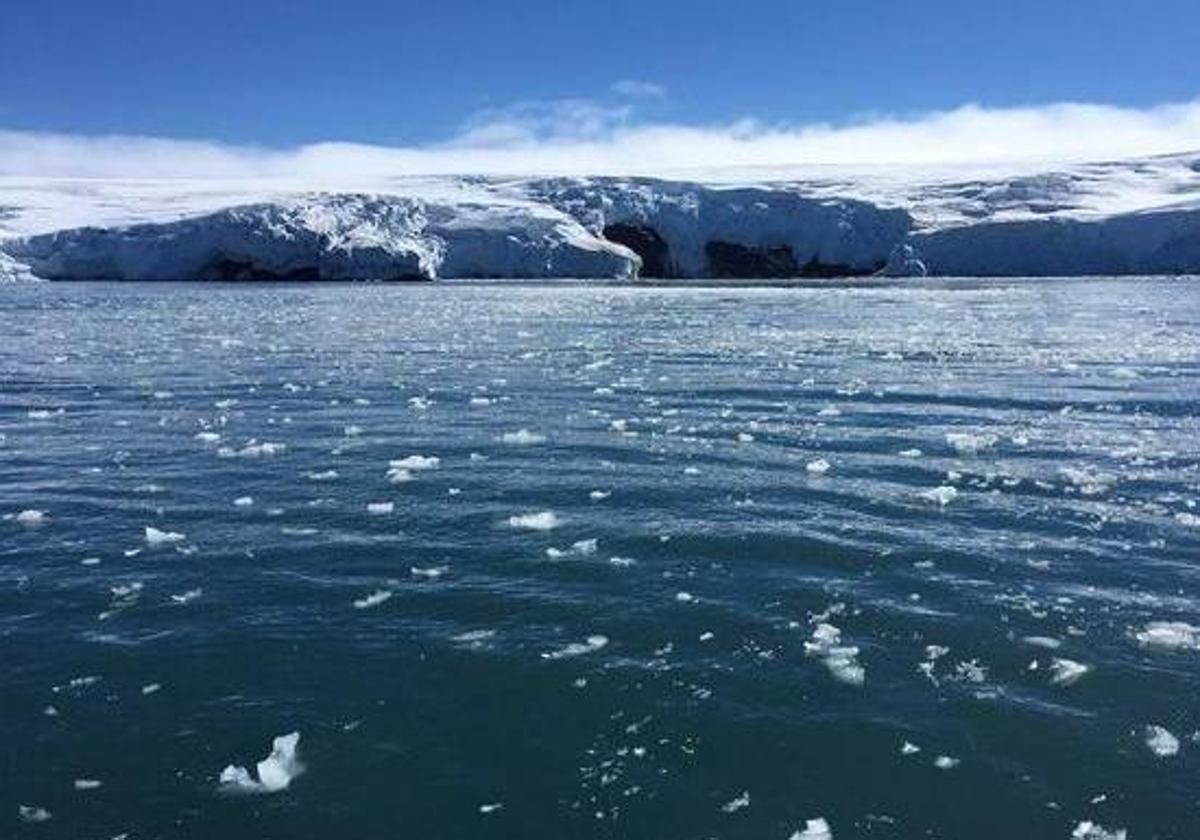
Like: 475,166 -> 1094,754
2,1 -> 1200,176
4,0 -> 1198,145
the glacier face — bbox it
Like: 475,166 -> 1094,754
2,152 -> 1199,281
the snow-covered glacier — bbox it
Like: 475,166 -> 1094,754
2,152 -> 1199,280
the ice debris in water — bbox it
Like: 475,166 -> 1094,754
367,502 -> 394,515
945,432 -> 998,455
144,526 -> 185,546
500,429 -> 546,445
804,619 -> 865,686
218,441 -> 286,458
306,470 -> 339,481
1072,821 -> 1127,840
790,817 -> 833,839
546,538 -> 597,559
806,458 -> 831,475
1049,658 -> 1090,686
233,496 -> 254,507
73,779 -> 102,790
918,485 -> 958,507
220,732 -> 304,794
18,805 -> 51,823
353,590 -> 392,610
479,802 -> 503,814
1144,724 -> 1180,757
14,509 -> 48,525
721,791 -> 750,813
934,755 -> 960,770
589,490 -> 611,501
1134,621 -> 1200,651
389,455 -> 440,471
508,511 -> 561,531
542,635 -> 608,660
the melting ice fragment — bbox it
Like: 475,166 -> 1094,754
144,526 -> 185,546
1049,658 -> 1090,686
220,732 -> 304,794
804,622 -> 865,686
508,511 -> 561,531
918,486 -> 958,507
14,509 -> 48,525
790,817 -> 833,839
500,429 -> 546,445
542,635 -> 608,660
18,805 -> 52,823
1072,821 -> 1127,840
1144,724 -> 1180,757
1134,621 -> 1200,651
353,590 -> 392,610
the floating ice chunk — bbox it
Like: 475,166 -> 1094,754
306,470 -> 339,482
1144,724 -> 1180,757
353,590 -> 392,610
195,431 -> 221,443
804,623 -> 865,686
1059,467 -> 1114,497
18,805 -> 51,823
542,635 -> 608,660
1023,636 -> 1063,650
934,755 -> 960,770
500,429 -> 546,445
386,468 -> 413,484
508,511 -> 561,531
367,502 -> 394,515
900,741 -> 921,755
27,408 -> 65,420
1134,621 -> 1200,651
609,556 -> 636,567
220,732 -> 304,794
899,448 -> 923,458
233,496 -> 254,507
170,588 -> 202,605
411,566 -> 448,579
918,486 -> 958,507
721,791 -> 750,813
343,425 -> 363,437
675,591 -> 695,603
142,683 -> 162,695
806,458 -> 831,475
546,538 -> 597,559
945,432 -> 998,455
15,509 -> 48,525
73,779 -> 102,790
479,803 -> 503,814
1072,821 -> 1127,840
1176,512 -> 1200,528
389,455 -> 440,471
1049,658 -> 1090,686
589,490 -> 611,501
144,526 -> 185,546
469,397 -> 492,407
790,817 -> 833,839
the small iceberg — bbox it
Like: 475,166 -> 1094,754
220,732 -> 304,794
790,817 -> 833,839
144,526 -> 185,546
508,511 -> 561,531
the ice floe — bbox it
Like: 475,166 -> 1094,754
542,635 -> 609,660
14,509 -> 48,525
1134,621 -> 1200,651
1072,820 -> 1127,840
144,526 -> 185,546
1144,724 -> 1180,757
353,590 -> 392,610
500,429 -> 546,445
918,486 -> 958,507
1049,658 -> 1090,686
790,817 -> 833,839
508,511 -> 561,531
219,731 -> 304,794
804,620 -> 865,686
367,502 -> 394,515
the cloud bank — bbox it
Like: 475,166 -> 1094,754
2,99 -> 1199,180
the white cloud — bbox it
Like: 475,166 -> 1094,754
2,98 -> 1199,180
611,79 -> 668,99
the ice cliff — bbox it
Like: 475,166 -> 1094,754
2,152 -> 1198,280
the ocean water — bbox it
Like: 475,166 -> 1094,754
2,278 -> 1198,840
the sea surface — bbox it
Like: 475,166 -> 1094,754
2,278 -> 1199,840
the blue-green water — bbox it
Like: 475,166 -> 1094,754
2,279 -> 1198,839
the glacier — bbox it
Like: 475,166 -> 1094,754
1,152 -> 1199,281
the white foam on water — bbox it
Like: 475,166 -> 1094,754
27,408 -> 65,420
144,526 -> 185,546
500,429 -> 546,445
1049,658 -> 1091,686
790,817 -> 833,839
542,635 -> 609,660
1134,621 -> 1200,651
367,502 -> 394,515
1175,511 -> 1200,528
508,511 -> 561,531
353,590 -> 392,610
1072,821 -> 1127,840
1144,724 -> 1180,757
806,458 -> 832,475
219,732 -> 304,794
